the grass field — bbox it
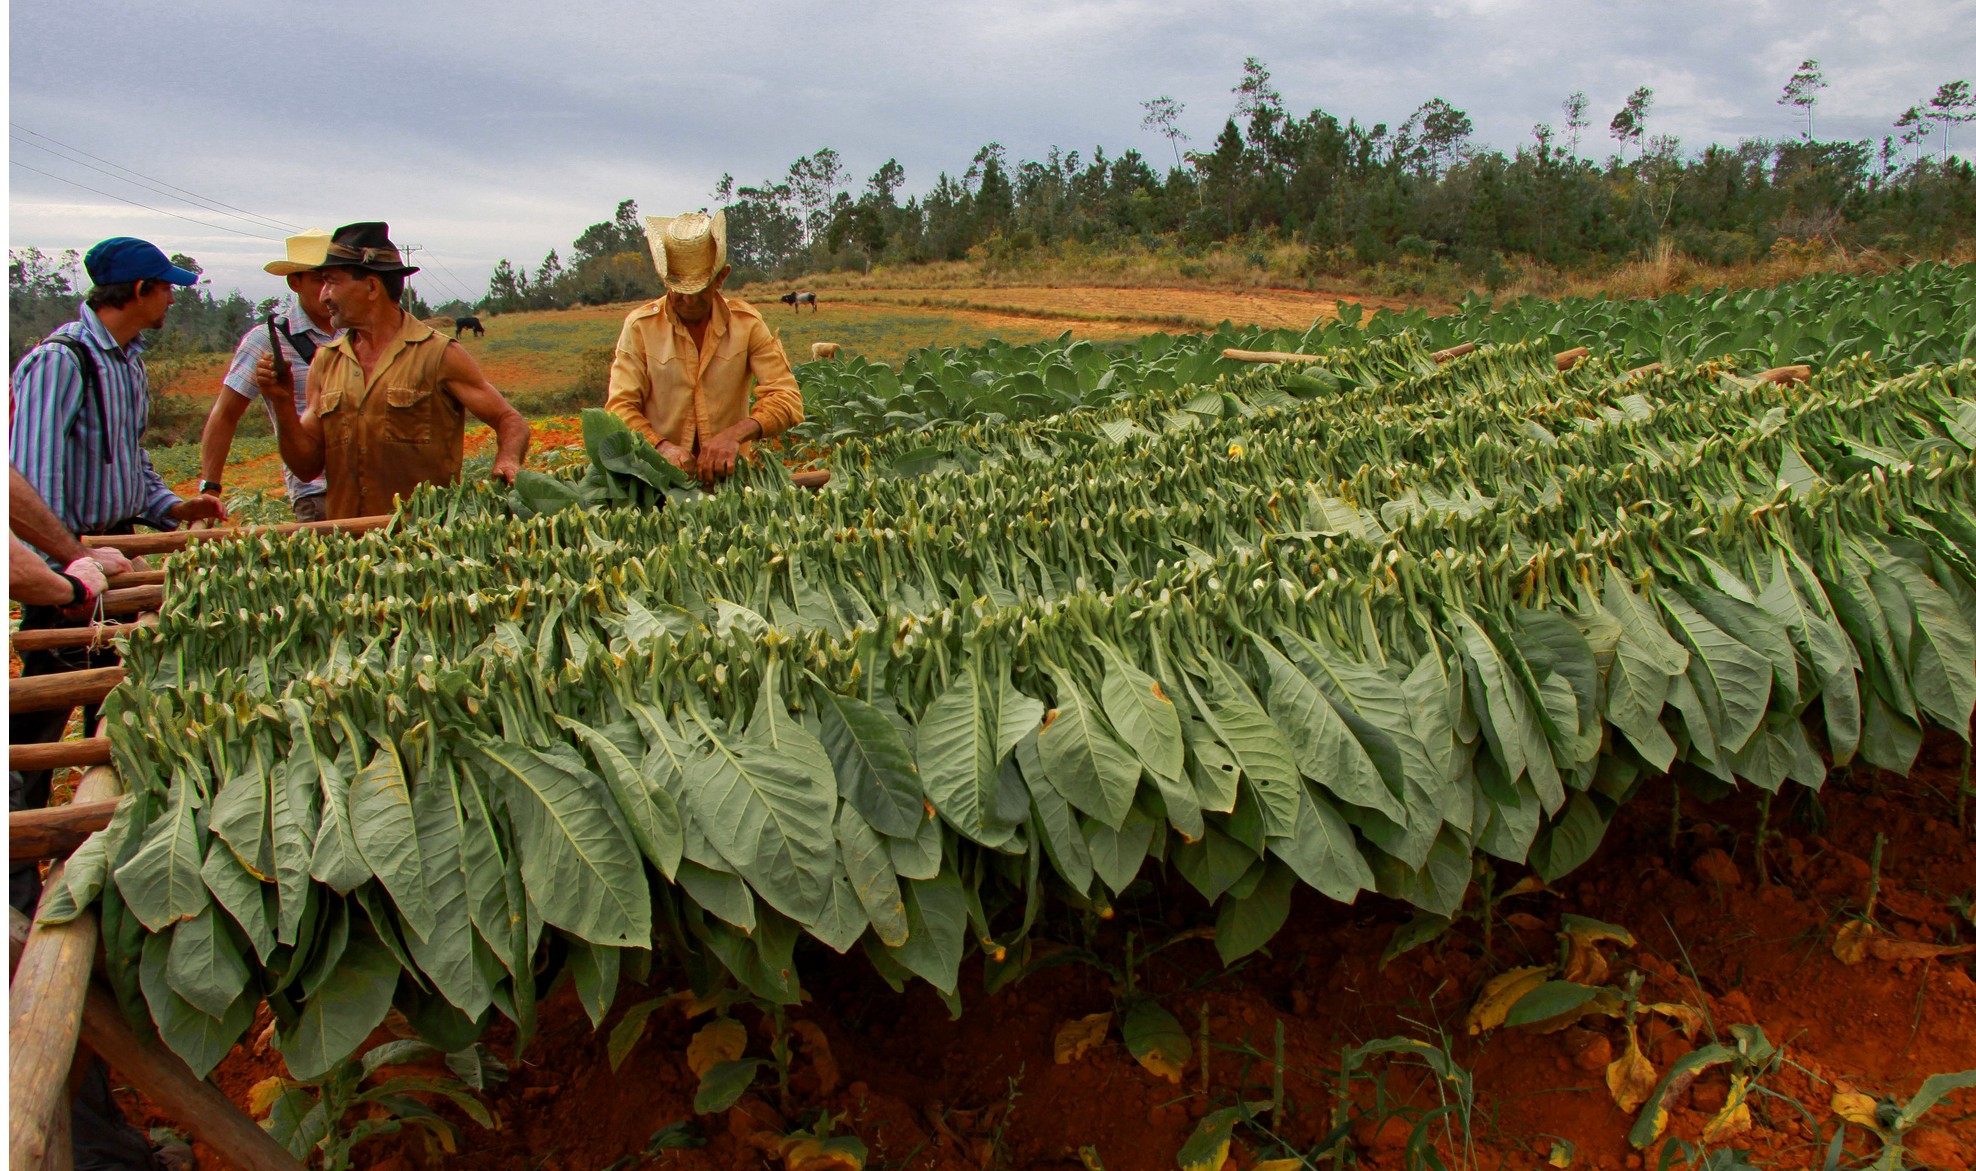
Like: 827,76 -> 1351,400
149,282 -> 1374,500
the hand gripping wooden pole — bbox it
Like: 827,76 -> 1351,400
81,513 -> 392,557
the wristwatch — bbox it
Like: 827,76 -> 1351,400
199,479 -> 224,494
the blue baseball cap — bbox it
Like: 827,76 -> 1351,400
83,237 -> 199,287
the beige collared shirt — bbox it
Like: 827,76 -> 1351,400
603,294 -> 803,454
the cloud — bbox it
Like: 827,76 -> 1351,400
9,0 -> 1971,296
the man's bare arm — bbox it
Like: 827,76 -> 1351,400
255,352 -> 327,481
199,389 -> 255,490
9,466 -> 88,563
441,343 -> 530,484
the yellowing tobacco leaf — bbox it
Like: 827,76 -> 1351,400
1831,1090 -> 1881,1130
1547,1138 -> 1576,1167
791,1020 -> 839,1095
1606,1028 -> 1657,1114
1865,938 -> 1976,962
781,1138 -> 865,1171
1701,1074 -> 1753,1142
1832,919 -> 1875,965
687,1017 -> 748,1078
1055,1011 -> 1112,1065
247,1077 -> 292,1117
1646,1002 -> 1705,1036
1251,1162 -> 1305,1171
1465,966 -> 1552,1034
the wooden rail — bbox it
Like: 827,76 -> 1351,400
103,569 -> 165,588
11,798 -> 119,862
100,584 -> 161,618
83,513 -> 392,557
10,622 -> 148,654
9,738 -> 113,772
9,667 -> 126,714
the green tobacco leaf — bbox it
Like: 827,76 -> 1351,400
1018,733 -> 1096,895
608,998 -> 664,1072
1097,643 -> 1184,783
1178,1105 -> 1270,1171
113,775 -> 208,932
294,709 -> 371,896
568,939 -> 622,1028
1505,980 -> 1601,1027
1256,639 -> 1405,822
208,766 -> 274,881
815,688 -> 925,839
139,930 -> 253,1080
562,715 -> 684,880
836,803 -> 909,947
475,740 -> 652,947
1122,998 -> 1191,1082
1660,591 -> 1771,756
680,672 -> 837,925
693,1059 -> 766,1114
1214,860 -> 1295,964
1189,660 -> 1302,837
199,842 -> 274,962
1083,805 -> 1157,894
277,925 -> 403,1082
917,662 -> 1035,847
1035,664 -> 1140,829
1268,787 -> 1372,903
350,739 -> 436,941
405,760 -> 493,1020
165,905 -> 250,1019
270,734 -> 318,946
888,869 -> 966,995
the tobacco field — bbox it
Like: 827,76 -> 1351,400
42,266 -> 1976,1168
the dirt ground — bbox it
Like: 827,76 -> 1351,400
821,286 -> 1418,331
129,730 -> 1976,1171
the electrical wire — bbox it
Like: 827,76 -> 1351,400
11,123 -> 302,234
10,160 -> 284,241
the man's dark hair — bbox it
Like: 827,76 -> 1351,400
85,280 -> 146,310
377,271 -> 406,304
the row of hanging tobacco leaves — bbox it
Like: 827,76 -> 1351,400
790,262 -> 1976,443
44,334 -> 1976,1086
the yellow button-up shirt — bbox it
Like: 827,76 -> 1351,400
603,294 -> 803,454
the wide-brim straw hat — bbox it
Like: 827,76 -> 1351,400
645,211 -> 727,294
266,229 -> 333,276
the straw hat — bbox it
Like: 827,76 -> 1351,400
645,211 -> 727,294
265,229 -> 333,276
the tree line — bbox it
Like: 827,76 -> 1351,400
480,59 -> 1974,312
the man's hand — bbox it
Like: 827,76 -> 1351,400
696,418 -> 763,481
656,439 -> 695,472
63,556 -> 108,601
83,546 -> 133,577
255,351 -> 296,404
168,496 -> 229,525
491,455 -> 521,486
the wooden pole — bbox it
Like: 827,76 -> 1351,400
100,585 -> 162,619
1623,361 -> 1663,378
83,513 -> 392,557
9,668 -> 125,715
10,739 -> 112,772
1430,342 -> 1477,363
791,469 -> 831,491
1757,364 -> 1812,385
1554,347 -> 1591,371
11,798 -> 119,863
10,762 -> 122,1171
11,621 -> 149,654
79,982 -> 308,1171
10,913 -> 308,1171
1220,348 -> 1328,364
102,569 -> 165,588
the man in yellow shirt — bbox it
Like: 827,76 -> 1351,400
604,211 -> 803,482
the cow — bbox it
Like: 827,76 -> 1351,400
778,291 -> 818,314
455,315 -> 486,338
810,342 -> 841,360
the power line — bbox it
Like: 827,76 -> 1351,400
10,160 -> 284,241
400,245 -> 477,304
10,134 -> 301,238
11,123 -> 302,234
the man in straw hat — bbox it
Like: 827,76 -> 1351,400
255,221 -> 530,519
604,210 -> 803,482
198,229 -> 341,521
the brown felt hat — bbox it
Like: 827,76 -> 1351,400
321,221 -> 419,275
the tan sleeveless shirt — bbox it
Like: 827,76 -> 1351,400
310,312 -> 463,519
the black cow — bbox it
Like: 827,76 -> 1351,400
455,315 -> 486,338
778,291 -> 818,314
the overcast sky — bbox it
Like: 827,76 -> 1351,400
8,0 -> 1973,303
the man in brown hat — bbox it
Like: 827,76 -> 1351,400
603,211 -> 802,482
255,222 -> 530,519
198,229 -> 339,520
